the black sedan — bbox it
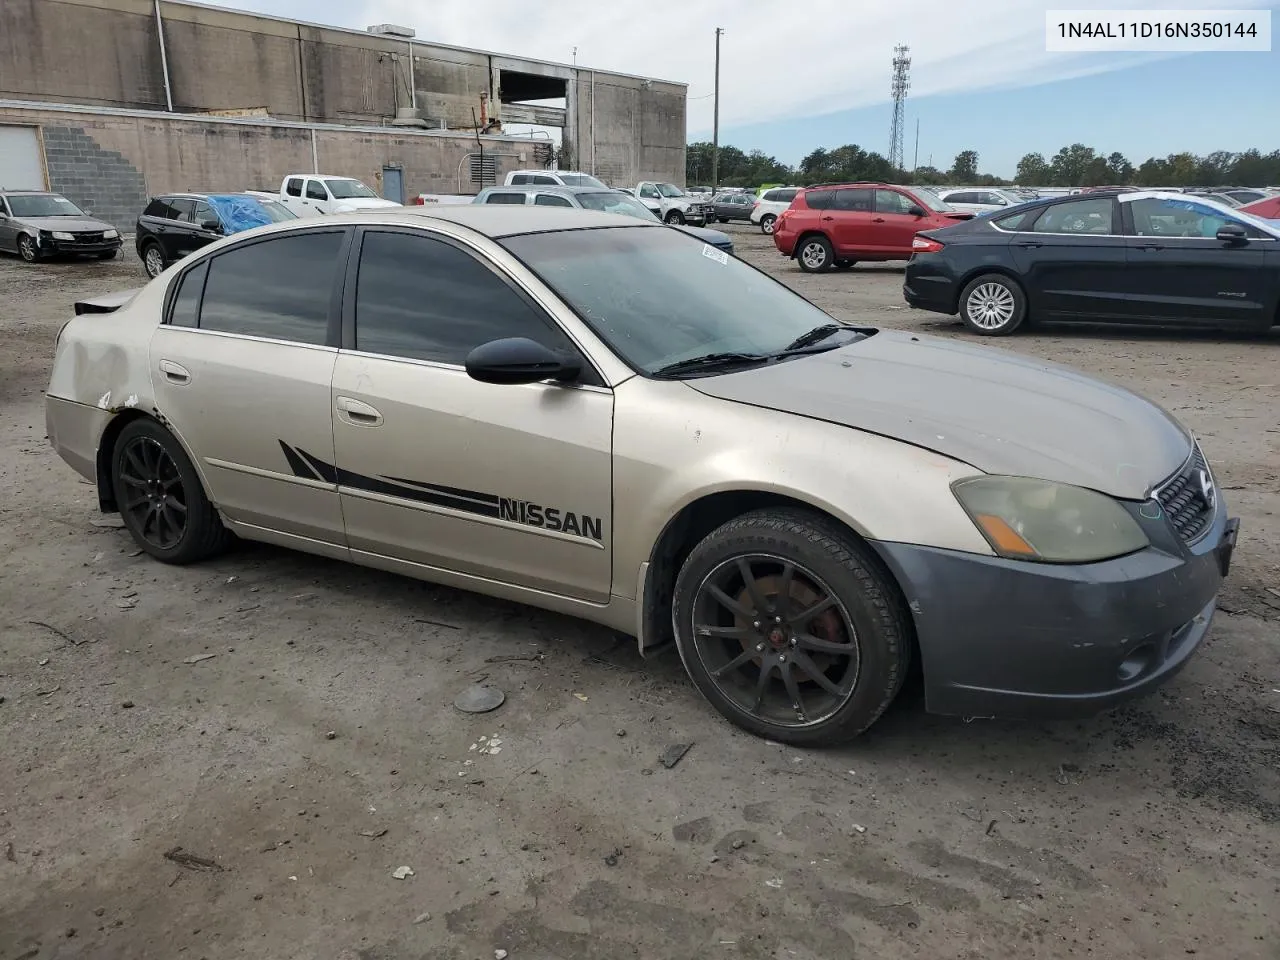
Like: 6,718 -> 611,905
904,191 -> 1280,335
135,192 -> 296,278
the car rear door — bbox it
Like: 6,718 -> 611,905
1121,195 -> 1272,328
149,226 -> 350,550
825,188 -> 875,256
1008,196 -> 1134,321
874,189 -> 929,257
329,226 -> 614,602
158,199 -> 196,263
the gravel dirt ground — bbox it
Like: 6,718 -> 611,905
1,224 -> 1278,960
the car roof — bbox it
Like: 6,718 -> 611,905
324,205 -> 660,238
154,192 -> 269,201
0,190 -> 58,196
481,184 -> 619,197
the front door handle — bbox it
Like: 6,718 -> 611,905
872,217 -> 885,223
1135,243 -> 1164,251
336,395 -> 383,426
821,216 -> 834,221
158,359 -> 190,384
1014,240 -> 1044,248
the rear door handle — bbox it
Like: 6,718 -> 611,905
158,359 -> 190,384
336,395 -> 383,426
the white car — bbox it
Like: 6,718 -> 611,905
751,187 -> 803,235
936,188 -> 1028,215
505,169 -> 608,189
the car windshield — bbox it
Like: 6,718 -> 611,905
656,183 -> 686,198
256,199 -> 299,222
575,192 -> 660,221
558,173 -> 608,188
325,179 -> 377,199
911,188 -> 954,212
503,227 -> 864,376
7,194 -> 85,217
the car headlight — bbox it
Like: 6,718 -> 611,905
103,229 -> 119,239
51,231 -> 74,240
952,477 -> 1149,563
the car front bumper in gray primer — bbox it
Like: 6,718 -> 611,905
872,505 -> 1238,721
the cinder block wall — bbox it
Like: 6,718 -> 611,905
1,106 -> 540,230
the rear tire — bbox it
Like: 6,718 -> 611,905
142,242 -> 166,279
796,235 -> 834,273
672,508 -> 912,745
111,418 -> 232,565
958,273 -> 1027,336
759,214 -> 777,235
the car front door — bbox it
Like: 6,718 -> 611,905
329,226 -> 614,602
303,179 -> 330,216
1121,195 -> 1273,328
1008,196 -> 1133,321
637,184 -> 661,214
186,200 -> 224,255
825,188 -> 875,257
533,193 -> 574,208
149,227 -> 350,550
874,188 -> 929,256
158,199 -> 196,263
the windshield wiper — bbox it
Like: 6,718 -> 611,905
781,323 -> 844,351
651,352 -> 770,378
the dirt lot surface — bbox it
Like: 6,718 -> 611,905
2,226 -> 1278,960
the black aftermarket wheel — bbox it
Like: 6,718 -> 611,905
672,509 -> 911,745
111,419 -> 231,564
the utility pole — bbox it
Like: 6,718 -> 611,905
913,118 -> 920,171
712,27 -> 723,190
572,46 -> 577,66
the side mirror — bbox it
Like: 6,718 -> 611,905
1216,222 -> 1247,244
199,218 -> 221,232
465,337 -> 581,386
908,205 -> 927,217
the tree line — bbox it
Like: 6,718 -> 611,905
686,140 -> 1280,188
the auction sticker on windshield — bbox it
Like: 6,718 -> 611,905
702,244 -> 730,266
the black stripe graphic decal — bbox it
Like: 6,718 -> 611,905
278,440 -> 323,482
278,442 -> 603,544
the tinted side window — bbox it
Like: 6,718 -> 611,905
804,190 -> 834,211
1032,198 -> 1115,235
875,189 -> 915,215
168,199 -> 195,221
946,192 -> 977,204
354,230 -> 575,366
484,193 -> 528,205
534,194 -> 573,207
761,190 -> 780,202
993,209 -> 1035,231
190,201 -> 215,226
511,174 -> 530,185
832,189 -> 873,212
168,260 -> 208,328
531,175 -> 558,185
199,231 -> 344,344
306,181 -> 328,201
285,178 -> 303,197
143,198 -> 171,218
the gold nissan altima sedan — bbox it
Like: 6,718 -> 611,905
46,207 -> 1237,744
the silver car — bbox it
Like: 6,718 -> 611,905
45,207 -> 1239,744
0,191 -> 123,262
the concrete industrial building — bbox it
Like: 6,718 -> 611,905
0,0 -> 687,228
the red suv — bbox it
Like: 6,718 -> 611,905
773,182 -> 974,273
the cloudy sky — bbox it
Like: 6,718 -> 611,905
209,0 -> 1278,175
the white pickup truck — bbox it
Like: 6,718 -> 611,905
277,174 -> 402,218
632,182 -> 713,225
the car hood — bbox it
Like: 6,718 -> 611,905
332,198 -> 402,211
675,225 -> 733,248
687,329 -> 1191,500
14,216 -> 116,232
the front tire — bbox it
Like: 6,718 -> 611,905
111,419 -> 231,565
17,234 -> 39,262
672,509 -> 912,746
665,210 -> 685,225
958,273 -> 1027,336
759,214 -> 777,235
796,235 -> 834,273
